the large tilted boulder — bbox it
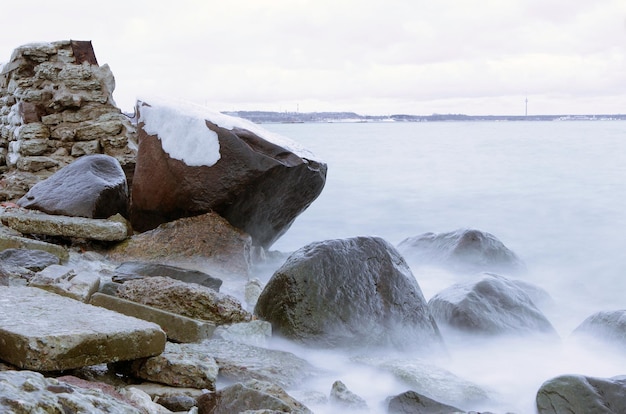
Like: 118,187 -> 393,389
17,154 -> 129,218
428,273 -> 557,336
129,98 -> 327,247
255,236 -> 444,351
536,374 -> 626,414
397,228 -> 526,274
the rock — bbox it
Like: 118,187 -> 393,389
352,356 -> 490,409
397,228 -> 526,274
29,264 -> 100,302
213,320 -> 272,348
386,390 -> 463,414
536,374 -> 626,414
0,266 -> 9,286
112,260 -> 222,291
329,380 -> 369,411
130,98 -> 327,248
0,370 -> 143,413
90,292 -> 215,343
196,338 -> 318,389
130,342 -> 219,390
428,273 -> 557,336
0,247 -> 60,271
119,386 -> 174,414
116,276 -> 253,325
107,211 -> 252,278
1,208 -> 130,241
571,310 -> 626,348
0,286 -> 166,371
196,379 -> 312,414
0,220 -> 68,261
17,154 -> 129,218
129,383 -> 205,412
255,236 -> 443,351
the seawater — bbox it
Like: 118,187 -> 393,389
253,121 -> 626,413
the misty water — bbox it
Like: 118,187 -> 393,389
236,121 -> 626,413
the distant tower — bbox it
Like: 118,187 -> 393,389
525,97 -> 528,117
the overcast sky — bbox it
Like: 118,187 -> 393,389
1,0 -> 625,115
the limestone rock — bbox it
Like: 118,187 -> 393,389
255,236 -> 443,351
116,276 -> 252,325
112,260 -> 222,291
0,247 -> 60,271
0,286 -> 166,371
386,390 -> 463,414
329,380 -> 368,411
107,211 -> 252,278
130,342 -> 219,390
29,264 -> 100,302
130,98 -> 327,248
428,273 -> 557,336
536,374 -> 626,414
197,379 -> 312,414
0,219 -> 68,261
0,370 -> 143,413
397,228 -> 526,274
129,383 -> 205,412
213,320 -> 272,348
17,154 -> 129,219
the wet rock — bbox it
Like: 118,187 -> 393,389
29,264 -> 100,302
107,211 -> 252,278
116,276 -> 253,325
130,342 -> 219,390
0,219 -> 68,261
329,380 -> 369,411
197,379 -> 312,414
0,370 -> 143,413
213,320 -> 272,348
397,228 -> 526,274
130,383 -> 204,411
428,273 -> 557,336
0,247 -> 60,271
255,236 -> 443,351
0,266 -> 9,286
0,286 -> 166,371
352,356 -> 490,409
130,98 -> 327,249
112,260 -> 222,291
386,390 -> 463,414
572,310 -> 626,348
198,339 -> 318,389
17,154 -> 129,219
536,374 -> 626,414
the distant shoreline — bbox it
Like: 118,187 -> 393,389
222,111 -> 626,124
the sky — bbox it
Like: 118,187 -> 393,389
1,0 -> 625,116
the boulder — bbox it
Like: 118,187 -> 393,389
197,379 -> 312,414
254,236 -> 444,351
130,98 -> 327,248
130,342 -> 219,390
387,390 -> 463,414
428,273 -> 557,336
0,286 -> 166,371
536,374 -> 626,414
329,380 -> 368,411
17,154 -> 129,219
0,247 -> 60,271
0,371 -> 143,413
29,264 -> 100,302
116,276 -> 253,325
112,260 -> 222,291
572,310 -> 626,347
397,228 -> 526,274
107,211 -> 252,278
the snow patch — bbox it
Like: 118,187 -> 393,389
138,96 -> 317,166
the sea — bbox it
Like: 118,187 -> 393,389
249,120 -> 626,413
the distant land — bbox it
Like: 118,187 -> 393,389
222,111 -> 626,124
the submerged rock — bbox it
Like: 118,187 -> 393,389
428,273 -> 557,336
536,374 -> 626,414
130,98 -> 327,248
397,228 -> 526,274
17,154 -> 129,219
329,380 -> 369,411
255,236 -> 443,351
572,309 -> 626,348
386,390 -> 463,414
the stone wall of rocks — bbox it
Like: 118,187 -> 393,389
0,40 -> 136,201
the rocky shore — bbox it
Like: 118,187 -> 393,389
2,41 -> 626,414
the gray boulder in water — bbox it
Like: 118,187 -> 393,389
536,374 -> 626,414
254,236 -> 444,351
397,228 -> 526,274
428,273 -> 557,336
17,154 -> 128,219
572,310 -> 626,347
386,390 -> 463,414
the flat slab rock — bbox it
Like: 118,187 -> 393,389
0,287 -> 166,371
